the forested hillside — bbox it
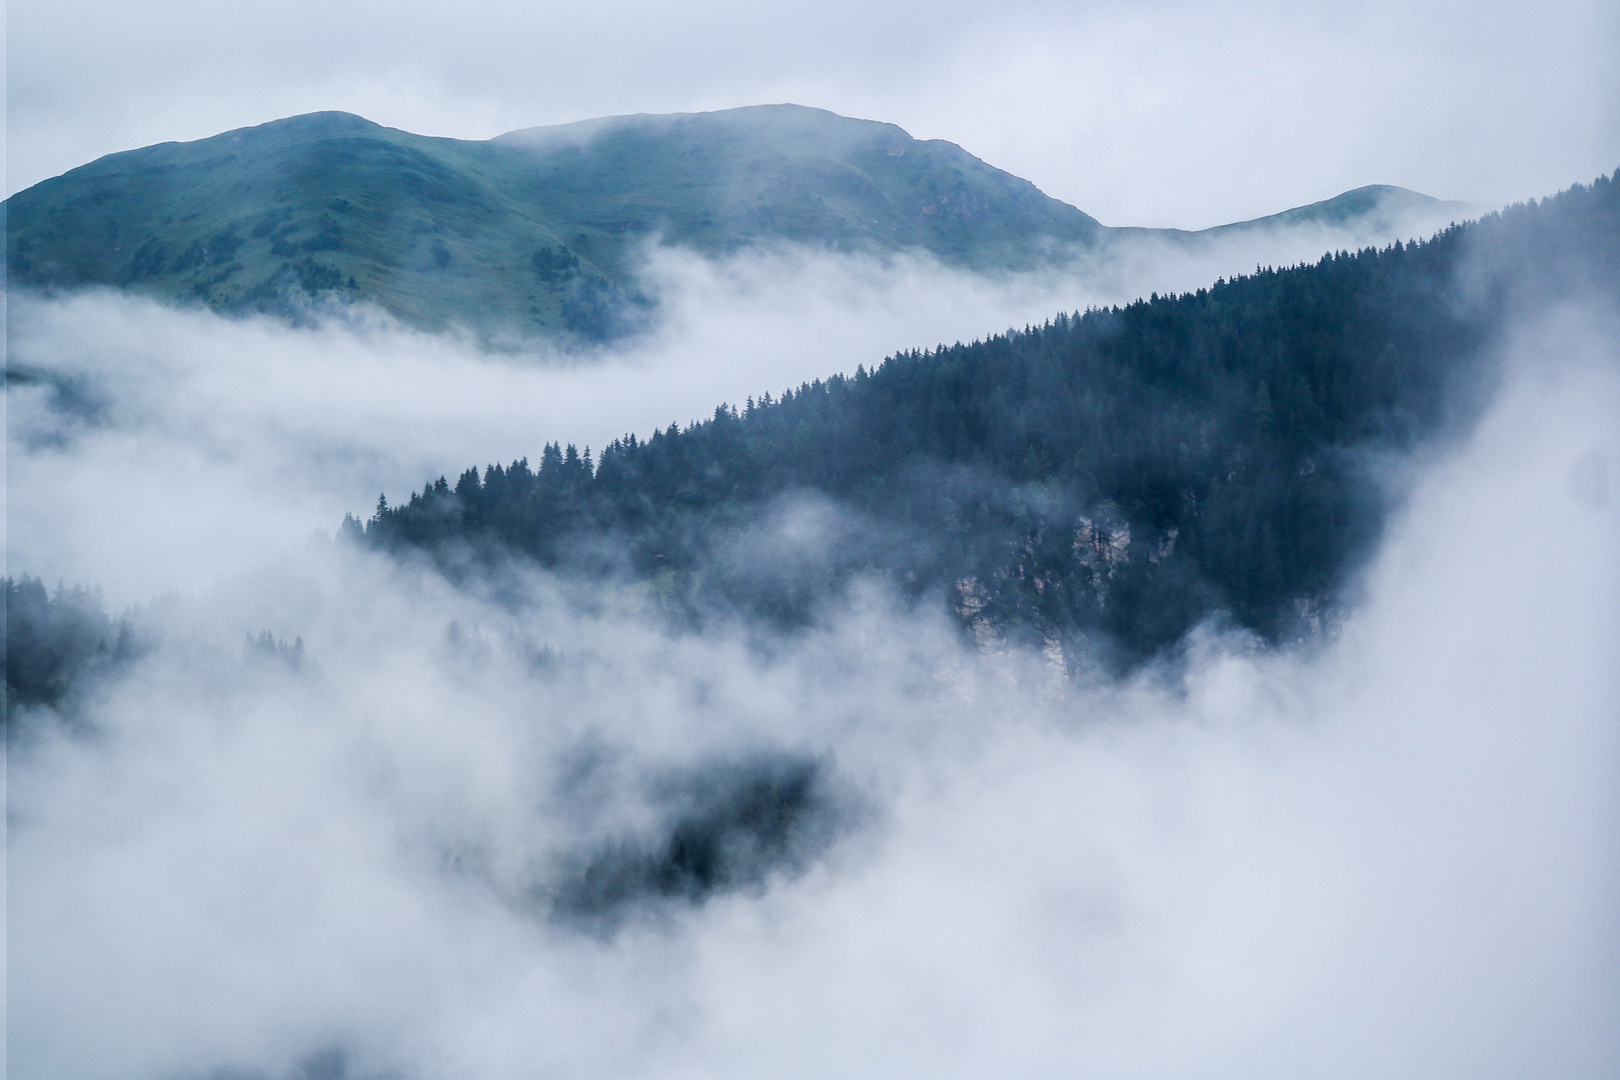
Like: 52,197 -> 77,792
359,174 -> 1619,666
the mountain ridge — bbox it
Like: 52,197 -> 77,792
354,173 -> 1618,666
4,105 -> 1473,341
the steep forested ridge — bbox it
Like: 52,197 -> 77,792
359,175 -> 1620,665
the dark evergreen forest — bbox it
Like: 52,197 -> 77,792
3,576 -> 140,713
357,174 -> 1620,666
2,578 -> 309,718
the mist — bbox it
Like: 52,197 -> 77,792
9,308 -> 1618,1078
6,170 -> 1620,1079
4,209 -> 1466,606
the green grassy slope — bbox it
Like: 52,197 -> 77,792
3,105 -> 1462,340
489,105 -> 1103,263
6,111 -> 637,338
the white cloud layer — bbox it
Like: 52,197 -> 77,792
5,216 -> 1462,607
7,271 -> 1619,1077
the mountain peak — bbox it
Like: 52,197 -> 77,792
1204,184 -> 1477,235
5,105 -> 1466,342
495,102 -> 909,147
231,110 -> 387,139
6,104 -> 1103,339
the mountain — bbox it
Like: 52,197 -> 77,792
1207,184 -> 1474,234
354,174 -> 1619,666
4,105 -> 1468,341
1116,184 -> 1477,248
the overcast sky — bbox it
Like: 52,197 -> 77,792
6,0 -> 1617,227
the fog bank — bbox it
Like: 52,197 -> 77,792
5,214 -> 1465,606
8,305 -> 1618,1077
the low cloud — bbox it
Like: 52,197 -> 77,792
5,214 -> 1460,606
7,245 -> 1619,1080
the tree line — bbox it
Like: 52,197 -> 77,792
356,173 -> 1618,666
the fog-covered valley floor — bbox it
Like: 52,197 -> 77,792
7,238 -> 1619,1077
